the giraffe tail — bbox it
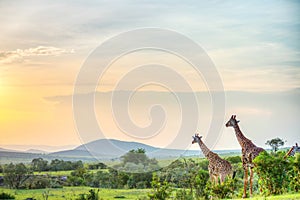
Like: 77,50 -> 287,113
232,171 -> 236,179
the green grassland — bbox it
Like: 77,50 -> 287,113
0,187 -> 150,200
1,187 -> 300,200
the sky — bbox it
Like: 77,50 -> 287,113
0,0 -> 299,151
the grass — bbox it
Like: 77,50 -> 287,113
1,187 -> 300,200
234,193 -> 300,200
0,187 -> 150,200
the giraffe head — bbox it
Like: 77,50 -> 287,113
192,133 -> 203,144
225,115 -> 240,128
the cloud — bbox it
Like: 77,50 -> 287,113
0,46 -> 74,64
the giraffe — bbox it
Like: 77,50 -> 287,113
284,143 -> 300,159
192,134 -> 233,184
225,115 -> 265,198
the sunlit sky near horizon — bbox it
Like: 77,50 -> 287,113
0,0 -> 299,151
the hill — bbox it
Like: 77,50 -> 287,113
1,139 -> 242,164
53,139 -> 201,159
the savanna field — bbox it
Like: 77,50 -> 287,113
1,146 -> 300,200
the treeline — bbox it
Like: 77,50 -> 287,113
0,148 -> 300,199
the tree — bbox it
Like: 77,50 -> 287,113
118,149 -> 159,173
265,137 -> 285,153
31,158 -> 48,172
3,163 -> 32,189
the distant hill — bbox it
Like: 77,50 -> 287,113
25,149 -> 48,154
51,139 -> 201,159
1,139 -> 242,164
0,147 -> 19,152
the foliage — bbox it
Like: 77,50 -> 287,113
205,178 -> 240,199
117,149 -> 159,172
31,158 -> 48,172
225,155 -> 242,164
148,173 -> 172,200
24,176 -> 51,189
77,189 -> 100,200
289,153 -> 300,192
265,138 -> 285,153
49,159 -> 83,171
88,162 -> 107,170
3,163 -> 33,189
174,189 -> 193,200
194,169 -> 209,198
254,151 -> 290,195
0,192 -> 15,199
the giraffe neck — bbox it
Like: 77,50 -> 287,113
198,141 -> 211,157
233,125 -> 254,148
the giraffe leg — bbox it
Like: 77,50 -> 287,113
243,167 -> 248,198
250,167 -> 254,197
209,172 -> 215,184
220,174 -> 225,184
214,176 -> 219,185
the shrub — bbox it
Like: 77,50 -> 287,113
175,189 -> 193,200
76,189 -> 101,200
0,192 -> 15,199
289,153 -> 300,192
254,151 -> 291,195
148,173 -> 172,200
205,178 -> 240,199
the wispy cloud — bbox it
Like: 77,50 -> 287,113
0,46 -> 74,64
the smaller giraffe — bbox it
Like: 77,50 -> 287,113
192,134 -> 233,184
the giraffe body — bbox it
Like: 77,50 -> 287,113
192,134 -> 233,184
226,115 -> 265,198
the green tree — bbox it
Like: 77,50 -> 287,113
265,137 -> 285,153
31,158 -> 48,172
117,149 -> 159,173
3,163 -> 32,189
121,148 -> 148,165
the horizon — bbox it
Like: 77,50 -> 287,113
0,1 -> 299,152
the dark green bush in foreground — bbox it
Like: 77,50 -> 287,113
0,192 -> 15,199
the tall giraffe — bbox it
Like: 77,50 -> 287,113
225,115 -> 265,198
192,134 -> 233,184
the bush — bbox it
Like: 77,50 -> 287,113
76,189 -> 101,200
25,176 -> 50,189
254,151 -> 291,195
289,153 -> 300,192
175,189 -> 193,200
148,173 -> 173,200
0,192 -> 15,199
194,169 -> 209,198
205,178 -> 240,199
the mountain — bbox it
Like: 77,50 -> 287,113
51,139 -> 201,159
0,139 -> 242,164
0,144 -> 77,152
25,149 -> 48,154
0,147 -> 19,152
